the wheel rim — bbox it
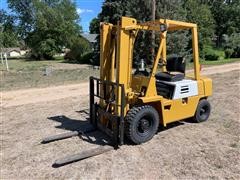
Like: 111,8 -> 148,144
200,105 -> 209,120
137,116 -> 153,136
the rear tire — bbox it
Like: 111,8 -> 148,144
193,99 -> 211,123
125,105 -> 159,144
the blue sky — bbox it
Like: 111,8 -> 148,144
0,0 -> 104,33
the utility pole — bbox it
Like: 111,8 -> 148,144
152,0 -> 156,25
4,52 -> 9,71
0,23 -> 9,71
0,51 -> 3,64
0,23 -> 4,64
151,0 -> 156,62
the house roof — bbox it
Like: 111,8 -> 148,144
81,34 -> 98,43
1,48 -> 21,53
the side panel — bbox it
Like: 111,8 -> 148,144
202,77 -> 212,97
161,96 -> 200,126
197,80 -> 205,96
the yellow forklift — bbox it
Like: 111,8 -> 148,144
43,17 -> 212,167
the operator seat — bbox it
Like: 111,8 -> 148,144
155,56 -> 185,82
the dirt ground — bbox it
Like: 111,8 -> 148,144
1,69 -> 240,179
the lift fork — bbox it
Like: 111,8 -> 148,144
41,110 -> 114,167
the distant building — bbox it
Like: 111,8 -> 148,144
80,34 -> 98,50
2,48 -> 28,57
56,47 -> 70,57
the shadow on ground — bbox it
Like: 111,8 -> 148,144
158,117 -> 195,132
47,113 -> 196,146
45,114 -> 197,167
47,115 -> 110,146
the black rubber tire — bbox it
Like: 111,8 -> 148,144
193,99 -> 211,123
125,105 -> 159,144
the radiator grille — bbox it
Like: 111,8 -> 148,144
180,85 -> 189,94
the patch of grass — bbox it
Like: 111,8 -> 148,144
53,56 -> 65,61
200,58 -> 240,65
0,58 -> 99,91
185,58 -> 240,69
0,59 -> 63,72
1,68 -> 99,91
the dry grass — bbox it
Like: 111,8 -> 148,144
1,59 -> 99,91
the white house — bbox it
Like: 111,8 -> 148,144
2,48 -> 28,57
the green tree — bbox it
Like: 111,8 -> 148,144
64,36 -> 91,61
0,10 -> 19,47
90,0 -> 188,64
209,0 -> 240,47
98,0 -> 128,24
89,0 -> 128,65
8,0 -> 82,59
7,0 -> 36,38
156,0 -> 189,57
224,33 -> 240,58
89,18 -> 100,34
184,0 -> 215,57
125,0 -> 152,64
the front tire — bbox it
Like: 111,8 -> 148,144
193,99 -> 211,123
125,105 -> 159,144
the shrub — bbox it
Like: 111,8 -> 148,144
224,33 -> 240,58
231,46 -> 240,58
225,48 -> 234,58
78,52 -> 94,64
203,45 -> 225,61
64,37 -> 91,62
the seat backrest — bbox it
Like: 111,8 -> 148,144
166,56 -> 185,73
